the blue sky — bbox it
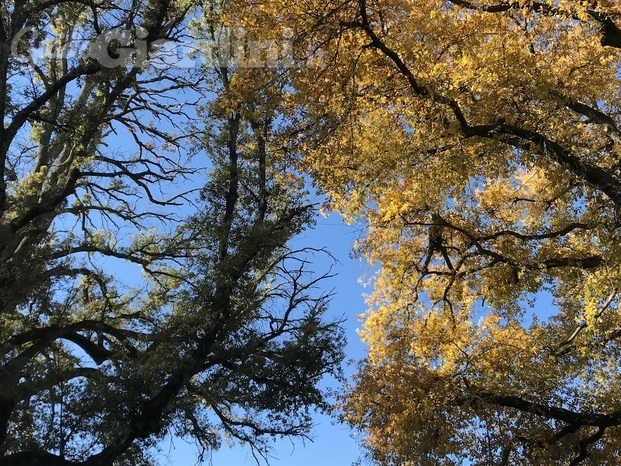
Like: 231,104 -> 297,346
155,211 -> 372,466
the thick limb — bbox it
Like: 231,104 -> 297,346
423,213 -> 454,272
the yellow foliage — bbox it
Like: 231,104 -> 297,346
222,0 -> 621,462
206,0 -> 621,463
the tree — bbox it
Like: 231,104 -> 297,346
0,1 -> 344,465
227,0 -> 621,464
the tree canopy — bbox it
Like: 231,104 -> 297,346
0,1 -> 343,465
5,0 -> 621,465
260,0 -> 621,464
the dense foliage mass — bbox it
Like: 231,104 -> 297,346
5,0 -> 621,464
255,0 -> 621,464
219,0 -> 621,464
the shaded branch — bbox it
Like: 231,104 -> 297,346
469,390 -> 621,428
